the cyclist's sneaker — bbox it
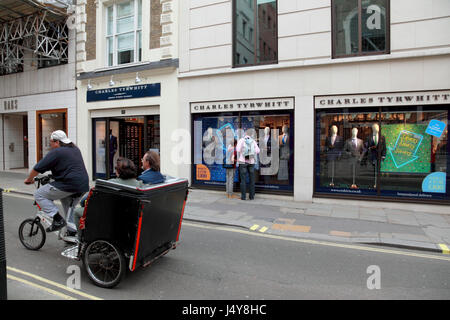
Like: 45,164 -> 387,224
46,213 -> 66,232
65,230 -> 77,237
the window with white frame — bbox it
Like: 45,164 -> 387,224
106,0 -> 142,66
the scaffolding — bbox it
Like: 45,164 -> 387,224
0,0 -> 72,75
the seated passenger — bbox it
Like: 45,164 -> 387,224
109,157 -> 141,187
138,151 -> 165,185
73,157 -> 140,237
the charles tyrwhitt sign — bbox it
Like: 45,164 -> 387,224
315,90 -> 450,108
191,97 -> 294,113
87,83 -> 161,102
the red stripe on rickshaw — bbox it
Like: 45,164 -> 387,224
132,210 -> 144,271
176,200 -> 187,242
79,188 -> 94,230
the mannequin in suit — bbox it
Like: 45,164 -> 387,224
278,125 -> 289,181
109,129 -> 118,175
260,127 -> 272,183
325,125 -> 343,187
365,123 -> 386,188
344,128 -> 364,189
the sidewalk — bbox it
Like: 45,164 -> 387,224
1,171 -> 449,255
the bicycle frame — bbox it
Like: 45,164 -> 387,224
33,177 -> 81,245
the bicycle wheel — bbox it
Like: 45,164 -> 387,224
82,240 -> 126,289
19,218 -> 46,250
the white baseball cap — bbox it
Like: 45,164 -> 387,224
50,130 -> 71,144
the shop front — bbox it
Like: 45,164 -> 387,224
314,90 -> 450,204
191,97 -> 295,194
77,64 -> 180,181
85,83 -> 162,180
1,91 -> 76,171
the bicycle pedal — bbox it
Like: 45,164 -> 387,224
61,245 -> 80,261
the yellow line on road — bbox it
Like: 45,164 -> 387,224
439,244 -> 450,255
7,274 -> 77,300
7,266 -> 103,300
182,222 -> 450,262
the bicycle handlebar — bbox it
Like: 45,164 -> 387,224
34,174 -> 53,187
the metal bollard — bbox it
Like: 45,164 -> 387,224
0,188 -> 7,300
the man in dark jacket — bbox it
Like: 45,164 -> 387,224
138,150 -> 165,184
24,130 -> 89,232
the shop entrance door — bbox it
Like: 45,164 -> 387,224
36,109 -> 67,161
93,115 -> 160,180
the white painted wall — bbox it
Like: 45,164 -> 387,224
180,0 -> 450,75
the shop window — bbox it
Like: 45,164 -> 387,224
233,0 -> 278,67
106,0 -> 142,67
193,112 -> 293,192
315,106 -> 449,202
332,0 -> 390,58
379,108 -> 448,198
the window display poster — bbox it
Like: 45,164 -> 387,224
381,124 -> 431,173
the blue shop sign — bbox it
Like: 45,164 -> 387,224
87,83 -> 161,102
425,119 -> 446,138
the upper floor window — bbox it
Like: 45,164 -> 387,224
233,0 -> 278,67
332,0 -> 390,58
106,0 -> 142,66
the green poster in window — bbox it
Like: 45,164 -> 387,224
381,124 -> 431,173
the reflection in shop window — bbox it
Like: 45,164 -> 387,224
316,107 -> 449,201
234,0 -> 278,67
332,0 -> 389,58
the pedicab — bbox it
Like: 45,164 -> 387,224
67,176 -> 189,288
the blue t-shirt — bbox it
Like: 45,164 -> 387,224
34,146 -> 89,193
138,169 -> 165,185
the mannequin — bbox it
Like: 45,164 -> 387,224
260,127 -> 272,183
278,125 -> 289,181
344,128 -> 364,189
366,123 -> 386,188
260,127 -> 272,166
264,127 -> 271,148
325,125 -> 343,187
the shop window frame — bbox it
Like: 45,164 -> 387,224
190,109 -> 295,195
232,0 -> 279,68
313,102 -> 450,204
331,0 -> 391,59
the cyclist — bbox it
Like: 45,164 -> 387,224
24,130 -> 89,232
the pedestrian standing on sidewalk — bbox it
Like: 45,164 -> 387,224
237,134 -> 260,200
224,138 -> 238,198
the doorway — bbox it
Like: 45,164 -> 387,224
92,115 -> 160,179
36,109 -> 67,161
